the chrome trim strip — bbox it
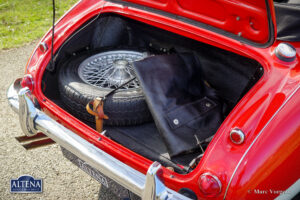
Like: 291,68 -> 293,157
224,83 -> 300,199
7,81 -> 191,200
275,179 -> 300,200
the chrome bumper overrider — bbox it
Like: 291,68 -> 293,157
7,79 -> 191,200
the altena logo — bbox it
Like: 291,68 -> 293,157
10,175 -> 42,193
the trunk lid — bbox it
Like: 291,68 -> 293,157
111,0 -> 276,46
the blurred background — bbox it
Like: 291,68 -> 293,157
0,0 -> 77,49
0,1 -> 108,199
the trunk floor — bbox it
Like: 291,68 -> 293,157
52,99 -> 199,173
105,123 -> 200,173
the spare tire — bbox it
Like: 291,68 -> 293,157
58,50 -> 152,126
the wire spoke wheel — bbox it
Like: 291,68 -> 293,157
58,49 -> 152,126
78,50 -> 146,90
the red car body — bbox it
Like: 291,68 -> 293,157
8,0 -> 300,199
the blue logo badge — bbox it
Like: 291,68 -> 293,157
10,175 -> 42,193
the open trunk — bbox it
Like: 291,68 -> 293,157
42,14 -> 263,174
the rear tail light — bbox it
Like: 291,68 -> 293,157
198,172 -> 222,197
275,43 -> 296,62
230,128 -> 245,144
21,74 -> 34,91
39,42 -> 48,53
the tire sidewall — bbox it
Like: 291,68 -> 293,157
59,50 -> 145,100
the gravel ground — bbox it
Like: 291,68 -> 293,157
0,42 -> 115,199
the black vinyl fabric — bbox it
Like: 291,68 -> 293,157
275,1 -> 300,41
133,53 -> 223,157
105,123 -> 200,173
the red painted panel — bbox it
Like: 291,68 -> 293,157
225,87 -> 300,199
23,0 -> 299,199
176,0 -> 226,21
120,0 -> 275,44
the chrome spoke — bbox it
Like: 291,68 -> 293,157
78,50 -> 146,90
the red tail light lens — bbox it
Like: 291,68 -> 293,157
198,173 -> 222,197
230,128 -> 245,144
21,74 -> 34,91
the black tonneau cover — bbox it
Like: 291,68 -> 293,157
133,53 -> 223,157
275,0 -> 300,41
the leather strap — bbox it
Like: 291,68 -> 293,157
86,77 -> 137,132
86,98 -> 109,132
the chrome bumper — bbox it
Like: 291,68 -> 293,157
7,79 -> 191,200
